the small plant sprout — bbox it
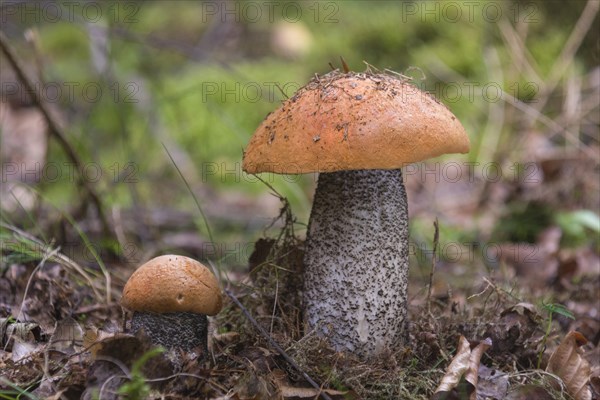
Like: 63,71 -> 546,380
537,301 -> 575,369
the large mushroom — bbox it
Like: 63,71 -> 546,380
242,70 -> 469,358
121,255 -> 222,360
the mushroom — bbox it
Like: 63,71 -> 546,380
242,70 -> 469,358
121,255 -> 222,360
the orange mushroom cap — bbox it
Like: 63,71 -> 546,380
121,255 -> 222,316
242,71 -> 470,174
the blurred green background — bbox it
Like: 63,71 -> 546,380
1,0 -> 598,271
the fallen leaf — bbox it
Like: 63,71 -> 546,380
4,320 -> 42,344
432,336 -> 493,400
464,338 -> 492,397
546,331 -> 592,400
279,385 -> 348,398
271,368 -> 349,399
214,331 -> 241,345
48,317 -> 83,354
11,337 -> 40,362
477,364 -> 509,400
590,376 -> 600,398
432,336 -> 472,399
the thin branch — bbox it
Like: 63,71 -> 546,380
0,30 -> 112,238
497,19 -> 542,84
224,289 -> 333,400
162,143 -> 215,246
427,218 -> 439,316
538,0 -> 599,106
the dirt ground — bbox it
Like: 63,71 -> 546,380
1,183 -> 599,400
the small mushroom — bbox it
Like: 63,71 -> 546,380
242,70 -> 470,358
120,255 -> 222,360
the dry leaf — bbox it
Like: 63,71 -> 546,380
279,385 -> 348,398
11,337 -> 40,362
48,317 -> 83,354
477,364 -> 509,400
0,100 -> 48,211
271,368 -> 348,399
214,331 -> 241,345
590,376 -> 600,398
4,320 -> 41,344
546,331 -> 592,400
83,326 -> 116,359
433,335 -> 471,397
432,336 -> 493,400
465,338 -> 492,399
83,329 -> 142,361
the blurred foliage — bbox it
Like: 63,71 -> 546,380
1,0 -> 598,252
555,209 -> 600,248
493,201 -> 554,243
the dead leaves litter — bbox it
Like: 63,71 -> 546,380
546,331 -> 593,400
431,335 -> 492,400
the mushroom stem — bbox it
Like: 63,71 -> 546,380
131,311 -> 209,358
304,169 -> 409,358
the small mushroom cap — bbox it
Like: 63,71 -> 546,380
242,71 -> 470,174
121,255 -> 222,316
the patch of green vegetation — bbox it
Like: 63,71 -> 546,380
555,209 -> 600,248
492,201 -> 554,243
117,347 -> 164,400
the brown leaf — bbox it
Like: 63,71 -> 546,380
48,317 -> 83,355
433,336 -> 471,396
433,336 -> 492,400
11,337 -> 41,362
271,368 -> 348,399
2,319 -> 42,349
214,331 -> 241,345
465,338 -> 492,400
546,331 -> 592,400
83,326 -> 127,360
477,364 -> 509,400
590,376 -> 600,398
279,385 -> 348,399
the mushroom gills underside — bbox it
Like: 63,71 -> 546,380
304,169 -> 409,358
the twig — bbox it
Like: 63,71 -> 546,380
340,56 -> 350,73
531,0 -> 599,116
224,289 -> 333,400
426,218 -> 439,315
162,143 -> 215,251
0,30 -> 112,238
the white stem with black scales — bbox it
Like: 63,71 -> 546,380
304,169 -> 409,358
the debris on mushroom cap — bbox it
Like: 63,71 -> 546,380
121,255 -> 222,315
242,70 -> 470,174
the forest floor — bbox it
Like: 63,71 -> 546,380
1,191 -> 599,399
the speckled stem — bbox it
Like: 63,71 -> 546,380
131,311 -> 208,357
304,169 -> 409,358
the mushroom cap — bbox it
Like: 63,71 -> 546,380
121,255 -> 222,316
242,71 -> 470,174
